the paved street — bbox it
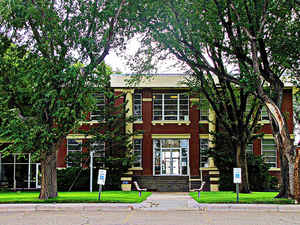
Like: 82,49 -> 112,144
1,210 -> 300,225
1,192 -> 300,225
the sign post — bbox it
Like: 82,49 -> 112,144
233,168 -> 241,203
97,169 -> 106,201
90,151 -> 94,193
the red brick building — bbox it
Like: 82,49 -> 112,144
0,74 -> 295,191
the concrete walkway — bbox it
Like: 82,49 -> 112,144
1,192 -> 300,212
140,192 -> 199,210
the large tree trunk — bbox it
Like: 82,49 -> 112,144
294,149 -> 300,203
39,144 -> 58,200
262,97 -> 296,199
236,143 -> 250,193
276,153 -> 289,198
249,38 -> 296,199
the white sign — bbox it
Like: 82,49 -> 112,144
233,168 -> 242,184
97,169 -> 106,185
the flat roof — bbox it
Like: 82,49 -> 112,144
110,74 -> 189,88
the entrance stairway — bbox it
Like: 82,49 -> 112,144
134,176 -> 189,192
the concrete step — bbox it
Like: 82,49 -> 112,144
134,176 -> 189,192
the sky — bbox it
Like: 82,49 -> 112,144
104,37 -> 185,74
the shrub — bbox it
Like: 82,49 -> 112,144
57,167 -> 122,191
206,134 -> 278,191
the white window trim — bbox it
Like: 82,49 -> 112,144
133,93 -> 143,121
152,139 -> 189,176
200,138 -> 209,168
133,139 -> 142,167
67,139 -> 82,167
90,93 -> 105,121
261,139 -> 277,168
199,95 -> 209,121
153,93 -> 189,121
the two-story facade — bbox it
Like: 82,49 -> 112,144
0,74 -> 295,191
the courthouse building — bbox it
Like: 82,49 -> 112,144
0,74 -> 295,191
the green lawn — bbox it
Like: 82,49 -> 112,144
190,191 -> 293,204
0,191 -> 151,204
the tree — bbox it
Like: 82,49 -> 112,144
83,64 -> 137,189
0,37 -> 96,198
0,0 -> 138,199
133,0 -> 300,197
131,0 -> 265,193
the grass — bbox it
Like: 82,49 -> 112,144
190,191 -> 294,204
0,191 -> 152,204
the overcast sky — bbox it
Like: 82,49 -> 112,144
104,37 -> 185,74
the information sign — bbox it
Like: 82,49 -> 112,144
97,169 -> 106,185
233,168 -> 242,184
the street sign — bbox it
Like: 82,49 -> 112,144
233,168 -> 241,184
97,169 -> 106,185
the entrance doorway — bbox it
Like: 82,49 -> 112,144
153,139 -> 189,176
161,149 -> 180,175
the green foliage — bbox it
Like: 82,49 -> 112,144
0,0 -> 141,198
207,135 -> 278,192
77,64 -> 139,189
0,191 -> 152,203
56,167 -> 122,191
57,167 -> 91,191
190,191 -> 292,204
0,36 -> 95,157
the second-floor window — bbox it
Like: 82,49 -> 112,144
199,94 -> 209,121
153,93 -> 189,121
90,93 -> 105,121
133,93 -> 142,121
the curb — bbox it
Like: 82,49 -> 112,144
0,203 -> 139,213
191,203 -> 300,212
1,203 -> 300,213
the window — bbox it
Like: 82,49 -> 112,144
262,139 -> 277,167
90,93 -> 105,121
261,106 -> 269,121
200,139 -> 209,167
246,143 -> 253,154
133,93 -> 142,121
153,139 -> 189,176
153,93 -> 189,121
0,153 -> 40,189
92,142 -> 105,168
199,94 -> 209,121
67,139 -> 82,167
133,139 -> 142,167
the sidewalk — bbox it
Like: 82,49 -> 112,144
1,192 -> 300,212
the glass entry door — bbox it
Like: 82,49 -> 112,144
154,139 -> 189,176
161,149 -> 180,175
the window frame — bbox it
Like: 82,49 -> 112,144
67,139 -> 82,167
133,93 -> 143,121
261,139 -> 277,168
91,141 -> 105,168
133,139 -> 142,167
199,94 -> 209,121
200,138 -> 209,168
90,93 -> 105,121
246,143 -> 253,155
152,93 -> 189,121
261,106 -> 269,121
